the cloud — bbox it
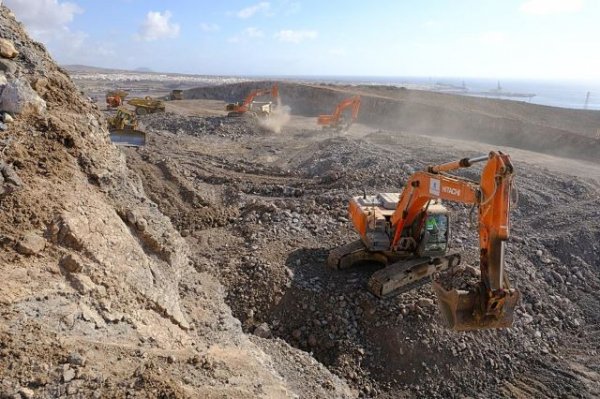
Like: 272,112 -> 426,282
137,10 -> 180,41
237,2 -> 270,18
275,29 -> 318,43
519,0 -> 584,15
200,23 -> 220,32
3,0 -> 91,62
3,0 -> 82,34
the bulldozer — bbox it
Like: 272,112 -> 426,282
107,108 -> 146,147
226,84 -> 279,118
106,90 -> 128,108
127,96 -> 166,115
328,152 -> 520,330
318,95 -> 361,132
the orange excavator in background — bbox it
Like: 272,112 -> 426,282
226,83 -> 279,118
318,95 -> 361,132
328,151 -> 520,330
106,90 -> 128,108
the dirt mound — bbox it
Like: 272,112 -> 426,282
0,5 -> 352,399
140,111 -> 262,140
186,81 -> 600,163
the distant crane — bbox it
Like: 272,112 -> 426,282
584,91 -> 591,110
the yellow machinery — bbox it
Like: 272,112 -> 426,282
127,97 -> 166,115
107,108 -> 146,147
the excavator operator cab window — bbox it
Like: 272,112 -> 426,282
423,214 -> 449,253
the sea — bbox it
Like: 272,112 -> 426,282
280,76 -> 600,111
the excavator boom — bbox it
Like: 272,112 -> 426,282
226,84 -> 279,116
392,152 -> 519,330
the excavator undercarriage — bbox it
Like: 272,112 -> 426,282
327,239 -> 461,298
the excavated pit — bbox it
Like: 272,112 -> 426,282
122,104 -> 600,398
3,5 -> 597,395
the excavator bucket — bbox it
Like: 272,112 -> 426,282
432,282 -> 520,331
109,129 -> 147,147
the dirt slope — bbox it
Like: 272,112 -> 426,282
0,6 -> 352,399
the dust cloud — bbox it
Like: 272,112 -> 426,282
260,99 -> 291,133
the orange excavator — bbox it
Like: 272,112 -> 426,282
226,84 -> 279,118
106,90 -> 128,108
318,95 -> 361,131
328,151 -> 520,330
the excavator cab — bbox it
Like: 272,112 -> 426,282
418,205 -> 449,256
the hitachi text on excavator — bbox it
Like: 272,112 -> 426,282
328,151 -> 520,330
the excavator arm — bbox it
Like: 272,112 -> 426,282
248,84 -> 279,105
233,84 -> 279,113
318,95 -> 361,130
390,152 -> 519,330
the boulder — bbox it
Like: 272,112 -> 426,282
253,322 -> 271,338
0,38 -> 18,59
2,112 -> 13,123
0,78 -> 46,114
418,298 -> 435,308
16,233 -> 46,255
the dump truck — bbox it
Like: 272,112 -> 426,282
127,97 -> 166,115
169,90 -> 183,100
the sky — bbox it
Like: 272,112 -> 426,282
3,0 -> 600,81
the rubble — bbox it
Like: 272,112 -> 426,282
125,108 -> 600,398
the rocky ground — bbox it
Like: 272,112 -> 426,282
1,2 -> 599,398
124,108 -> 599,398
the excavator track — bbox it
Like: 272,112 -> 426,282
327,240 -> 387,270
368,253 -> 461,298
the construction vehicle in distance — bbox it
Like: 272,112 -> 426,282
328,151 -> 520,330
318,95 -> 361,132
169,90 -> 183,100
107,108 -> 146,147
226,83 -> 279,118
127,97 -> 166,115
106,90 -> 128,108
